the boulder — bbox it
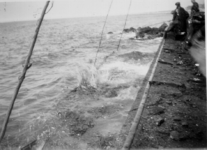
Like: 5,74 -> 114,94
129,27 -> 136,32
170,131 -> 180,141
155,116 -> 165,126
136,26 -> 162,39
123,29 -> 130,32
138,26 -> 152,33
123,27 -> 136,33
104,89 -> 118,98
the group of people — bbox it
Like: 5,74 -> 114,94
166,0 -> 206,77
166,0 -> 201,38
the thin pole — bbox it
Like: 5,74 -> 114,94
117,0 -> 132,51
0,1 -> 50,143
96,0 -> 132,69
94,0 -> 114,66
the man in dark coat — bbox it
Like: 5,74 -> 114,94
186,0 -> 202,43
191,0 -> 199,16
175,2 -> 189,33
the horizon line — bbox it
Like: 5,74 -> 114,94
0,10 -> 171,24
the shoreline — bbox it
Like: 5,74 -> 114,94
120,33 -> 206,149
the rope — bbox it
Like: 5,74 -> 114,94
142,20 -> 171,28
93,0 -> 114,67
116,0 -> 132,51
0,1 -> 50,143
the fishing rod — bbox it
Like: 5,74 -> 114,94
101,19 -> 171,66
95,0 -> 133,69
0,1 -> 50,143
94,0 -> 114,67
116,0 -> 132,51
143,19 -> 171,27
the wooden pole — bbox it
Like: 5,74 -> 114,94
0,1 -> 50,143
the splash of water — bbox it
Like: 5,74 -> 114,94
75,60 -> 150,91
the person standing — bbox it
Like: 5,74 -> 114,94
186,0 -> 201,44
175,2 -> 189,33
191,0 -> 200,16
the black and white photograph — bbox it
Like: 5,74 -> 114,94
0,0 -> 206,149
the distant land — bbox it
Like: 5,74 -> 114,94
186,3 -> 205,11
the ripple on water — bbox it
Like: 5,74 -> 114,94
0,13 -> 167,149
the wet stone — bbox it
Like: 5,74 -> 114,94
61,110 -> 94,136
156,128 -> 170,135
173,116 -> 182,121
181,121 -> 188,128
166,101 -> 172,105
104,90 -> 118,98
148,106 -> 165,115
155,116 -> 165,126
196,130 -> 203,140
170,131 -> 180,141
180,131 -> 191,141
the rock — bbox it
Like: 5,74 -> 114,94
159,23 -> 168,31
156,128 -> 170,135
196,130 -> 203,140
119,51 -> 150,60
181,121 -> 188,127
177,60 -> 183,65
180,131 -> 191,141
123,29 -> 129,32
62,110 -> 94,136
136,32 -> 145,39
170,131 -> 180,141
158,59 -> 173,65
129,27 -> 136,32
135,25 -> 166,39
155,116 -> 165,126
104,90 -> 118,98
108,32 -> 113,34
148,98 -> 162,106
166,100 -> 172,105
138,26 -> 152,33
129,37 -> 135,40
148,106 -> 165,115
146,35 -> 153,39
123,27 -> 136,33
173,116 -> 182,121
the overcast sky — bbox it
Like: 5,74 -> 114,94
0,0 -> 205,22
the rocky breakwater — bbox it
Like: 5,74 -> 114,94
123,23 -> 168,39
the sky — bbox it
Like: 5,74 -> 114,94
0,0 -> 205,22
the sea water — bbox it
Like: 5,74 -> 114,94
0,12 -> 171,149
